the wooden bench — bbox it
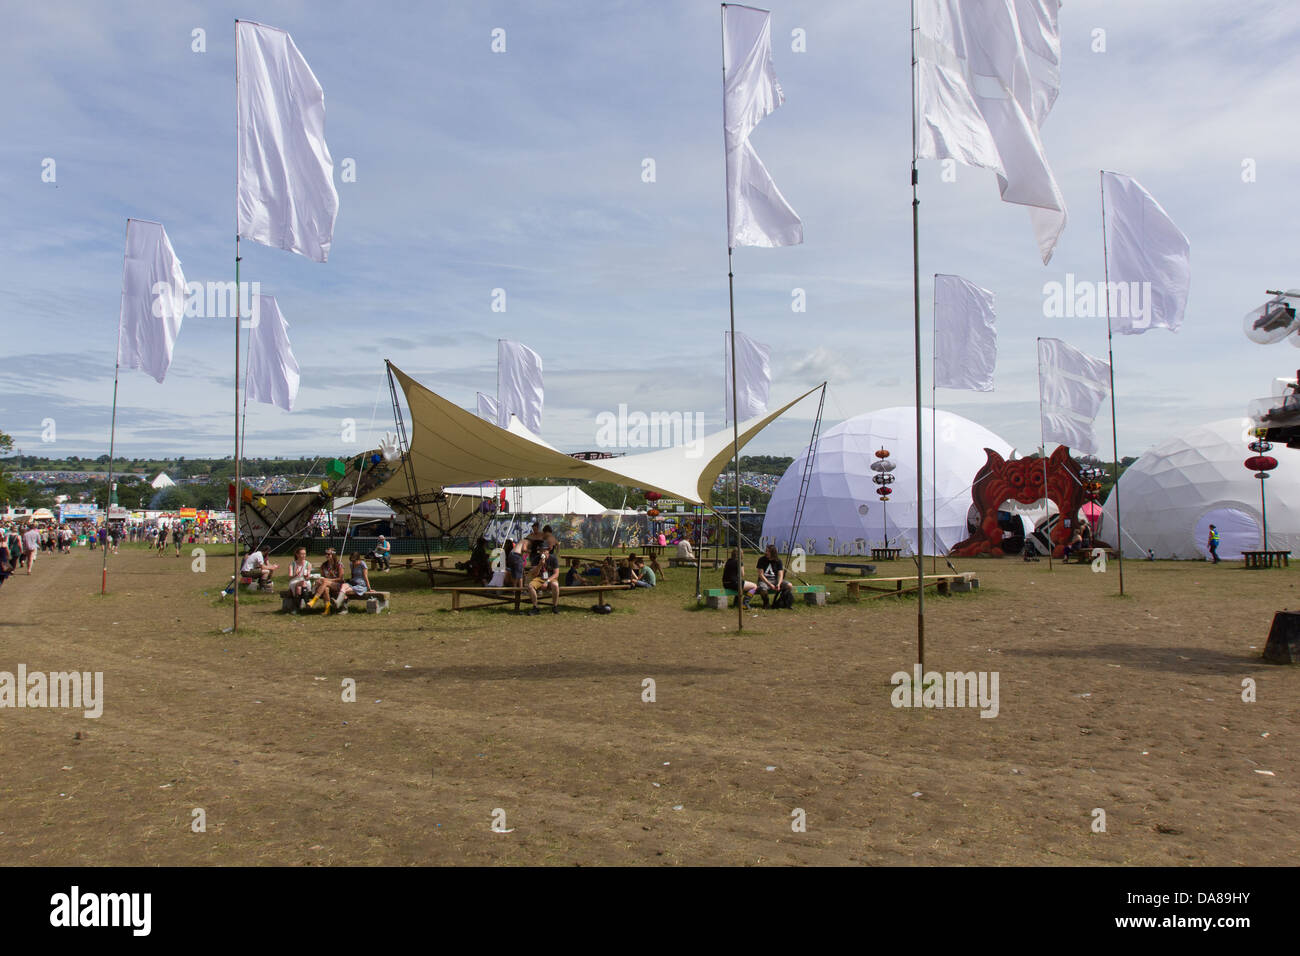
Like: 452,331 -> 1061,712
403,555 -> 449,569
433,583 -> 634,612
1066,547 -> 1115,564
281,589 -> 391,614
704,585 -> 826,608
670,556 -> 722,569
839,573 -> 976,602
824,561 -> 876,576
871,548 -> 903,561
1243,549 -> 1292,569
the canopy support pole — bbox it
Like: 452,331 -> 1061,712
1100,171 -> 1126,595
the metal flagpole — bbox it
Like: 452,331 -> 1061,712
232,19 -> 242,631
1037,339 -> 1053,570
103,220 -> 128,595
721,4 -> 743,631
931,280 -> 937,573
910,0 -> 926,668
1100,171 -> 1125,596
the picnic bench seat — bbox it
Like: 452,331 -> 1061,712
280,588 -> 391,614
670,556 -> 722,569
1065,547 -> 1116,564
703,585 -> 826,608
823,561 -> 876,576
838,573 -> 977,601
871,548 -> 903,561
433,583 -> 634,612
1243,549 -> 1291,569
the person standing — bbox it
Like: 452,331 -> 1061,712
22,524 -> 41,574
1207,524 -> 1221,564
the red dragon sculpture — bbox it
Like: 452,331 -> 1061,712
950,446 -> 1085,558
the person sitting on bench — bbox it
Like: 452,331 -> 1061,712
466,537 -> 492,585
722,548 -> 758,609
676,537 -> 696,562
307,549 -> 345,613
241,547 -> 279,588
502,539 -> 526,588
526,544 -> 561,615
631,555 -> 655,588
756,545 -> 794,608
1063,527 -> 1084,559
371,535 -> 392,571
287,547 -> 313,602
333,552 -> 372,611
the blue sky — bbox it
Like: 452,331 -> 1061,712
3,0 -> 1298,467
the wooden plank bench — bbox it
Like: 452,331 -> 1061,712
703,585 -> 826,608
432,583 -> 634,612
1243,549 -> 1292,568
669,556 -> 722,569
281,589 -> 391,614
839,573 -> 975,602
1066,547 -> 1115,564
871,548 -> 903,561
824,561 -> 876,576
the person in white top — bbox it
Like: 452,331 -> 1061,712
287,547 -> 313,600
21,526 -> 41,574
240,548 -> 279,586
675,537 -> 696,561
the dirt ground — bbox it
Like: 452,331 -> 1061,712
0,542 -> 1295,866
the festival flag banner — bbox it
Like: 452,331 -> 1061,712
245,294 -> 301,412
724,330 -> 773,422
916,0 -> 1066,262
934,274 -> 997,392
497,340 -> 544,433
118,219 -> 187,384
1102,171 -> 1191,335
236,20 -> 339,262
722,3 -> 803,249
1038,337 -> 1110,456
477,391 -> 499,423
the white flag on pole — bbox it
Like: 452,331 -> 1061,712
1102,171 -> 1191,335
497,340 -> 544,434
724,331 -> 772,423
723,4 -> 803,249
1038,338 -> 1110,456
476,391 -> 499,423
934,274 -> 997,392
118,219 -> 187,384
246,294 -> 300,412
916,0 -> 1067,263
237,20 -> 339,263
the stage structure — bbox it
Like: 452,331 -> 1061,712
950,446 -> 1087,558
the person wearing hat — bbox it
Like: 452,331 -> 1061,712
1207,524 -> 1221,564
526,542 -> 561,615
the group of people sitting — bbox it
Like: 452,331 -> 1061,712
723,545 -> 796,609
1062,522 -> 1094,559
238,545 -> 374,614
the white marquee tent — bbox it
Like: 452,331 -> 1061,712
444,484 -> 610,516
761,407 -> 1016,556
1101,417 -> 1300,559
150,472 -> 175,489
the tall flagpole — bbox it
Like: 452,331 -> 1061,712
722,4 -> 743,631
910,0 -> 926,668
1036,338 -> 1053,569
931,280 -> 937,573
103,219 -> 128,596
1100,171 -> 1125,596
232,19 -> 242,631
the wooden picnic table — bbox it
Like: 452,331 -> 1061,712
871,547 -> 903,561
1243,549 -> 1291,569
839,573 -> 973,602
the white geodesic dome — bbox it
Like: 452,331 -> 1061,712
761,407 -> 1016,556
1102,417 -> 1300,560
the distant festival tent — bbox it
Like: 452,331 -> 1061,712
1101,418 -> 1300,560
761,407 -> 1016,555
150,472 -> 176,489
444,485 -> 609,516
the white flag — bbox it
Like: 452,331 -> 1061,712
118,219 -> 187,384
934,274 -> 997,392
723,4 -> 803,249
1102,171 -> 1191,335
724,331 -> 772,422
916,0 -> 1066,263
246,294 -> 300,412
237,20 -> 339,263
476,391 -> 499,423
497,340 -> 544,433
1038,338 -> 1110,456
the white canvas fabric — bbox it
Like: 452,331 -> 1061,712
1038,338 -> 1110,456
724,331 -> 772,422
444,485 -> 609,516
496,340 -> 544,433
916,0 -> 1066,262
1102,419 -> 1300,559
760,406 -> 1016,555
723,4 -> 803,248
236,20 -> 339,263
245,294 -> 300,412
476,392 -> 499,423
365,364 -> 818,505
118,219 -> 187,384
1102,171 -> 1191,335
934,274 -> 997,392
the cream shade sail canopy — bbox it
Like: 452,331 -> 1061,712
366,363 -> 821,506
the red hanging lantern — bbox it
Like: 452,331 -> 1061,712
647,508 -> 660,517
645,491 -> 661,502
1245,455 -> 1278,473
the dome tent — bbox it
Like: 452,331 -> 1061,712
1101,417 -> 1300,560
761,407 -> 1016,556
